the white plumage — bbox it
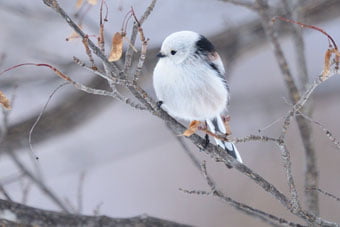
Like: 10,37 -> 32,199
153,31 -> 243,163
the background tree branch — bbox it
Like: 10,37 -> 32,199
0,199 -> 190,227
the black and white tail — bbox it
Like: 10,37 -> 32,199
206,116 -> 243,163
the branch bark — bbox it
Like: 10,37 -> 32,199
0,199 -> 190,227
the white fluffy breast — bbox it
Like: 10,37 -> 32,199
153,57 -> 228,121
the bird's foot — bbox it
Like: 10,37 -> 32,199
197,122 -> 210,149
222,115 -> 232,136
182,120 -> 201,137
156,100 -> 163,109
203,134 -> 210,149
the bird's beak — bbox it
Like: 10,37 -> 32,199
157,52 -> 166,58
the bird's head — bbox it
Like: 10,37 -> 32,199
157,31 -> 200,64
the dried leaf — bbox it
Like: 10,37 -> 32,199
76,0 -> 83,8
0,90 -> 11,110
108,32 -> 124,62
87,0 -> 97,5
182,120 -> 200,137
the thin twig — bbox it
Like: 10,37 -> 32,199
171,123 -> 302,226
297,111 -> 340,150
138,0 -> 156,25
133,33 -> 148,83
308,187 -> 340,203
281,0 -> 309,90
77,171 -> 86,214
0,199 -> 188,226
72,57 -> 132,86
275,16 -> 338,51
0,92 -> 69,211
43,0 -> 120,77
21,181 -> 32,205
123,0 -> 156,78
98,0 -> 106,53
202,162 -> 305,226
123,24 -> 139,77
0,172 -> 25,186
1,87 -> 45,185
29,83 -> 69,161
82,36 -> 96,69
254,0 -> 319,216
233,135 -> 282,144
278,144 -> 301,213
166,122 -> 203,172
258,114 -> 286,133
0,185 -> 12,201
6,148 -> 70,213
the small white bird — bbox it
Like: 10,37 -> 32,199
153,31 -> 243,164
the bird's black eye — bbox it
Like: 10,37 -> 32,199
170,50 -> 177,55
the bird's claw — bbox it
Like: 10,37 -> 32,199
203,134 -> 210,149
222,115 -> 232,136
156,100 -> 163,109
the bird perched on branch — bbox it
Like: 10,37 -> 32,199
153,31 -> 242,164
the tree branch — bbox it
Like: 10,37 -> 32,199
0,199 -> 189,227
2,0 -> 340,152
38,1 -> 339,225
253,0 -> 319,216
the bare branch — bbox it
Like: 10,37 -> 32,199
308,188 -> 340,203
0,185 -> 12,201
42,0 -> 120,76
133,30 -> 148,83
0,199 -> 189,227
213,191 -> 306,227
77,172 -> 86,214
72,56 -> 144,90
29,83 -> 69,161
82,36 -> 96,69
233,135 -> 282,144
253,0 -> 319,216
186,162 -> 307,227
170,124 -> 304,226
123,24 -> 139,76
138,0 -> 157,25
297,111 -> 340,150
5,148 -> 70,213
278,144 -> 301,213
166,123 -> 203,172
281,0 -> 309,90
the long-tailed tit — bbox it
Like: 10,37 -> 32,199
153,31 -> 243,163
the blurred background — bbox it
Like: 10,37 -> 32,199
0,0 -> 340,226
